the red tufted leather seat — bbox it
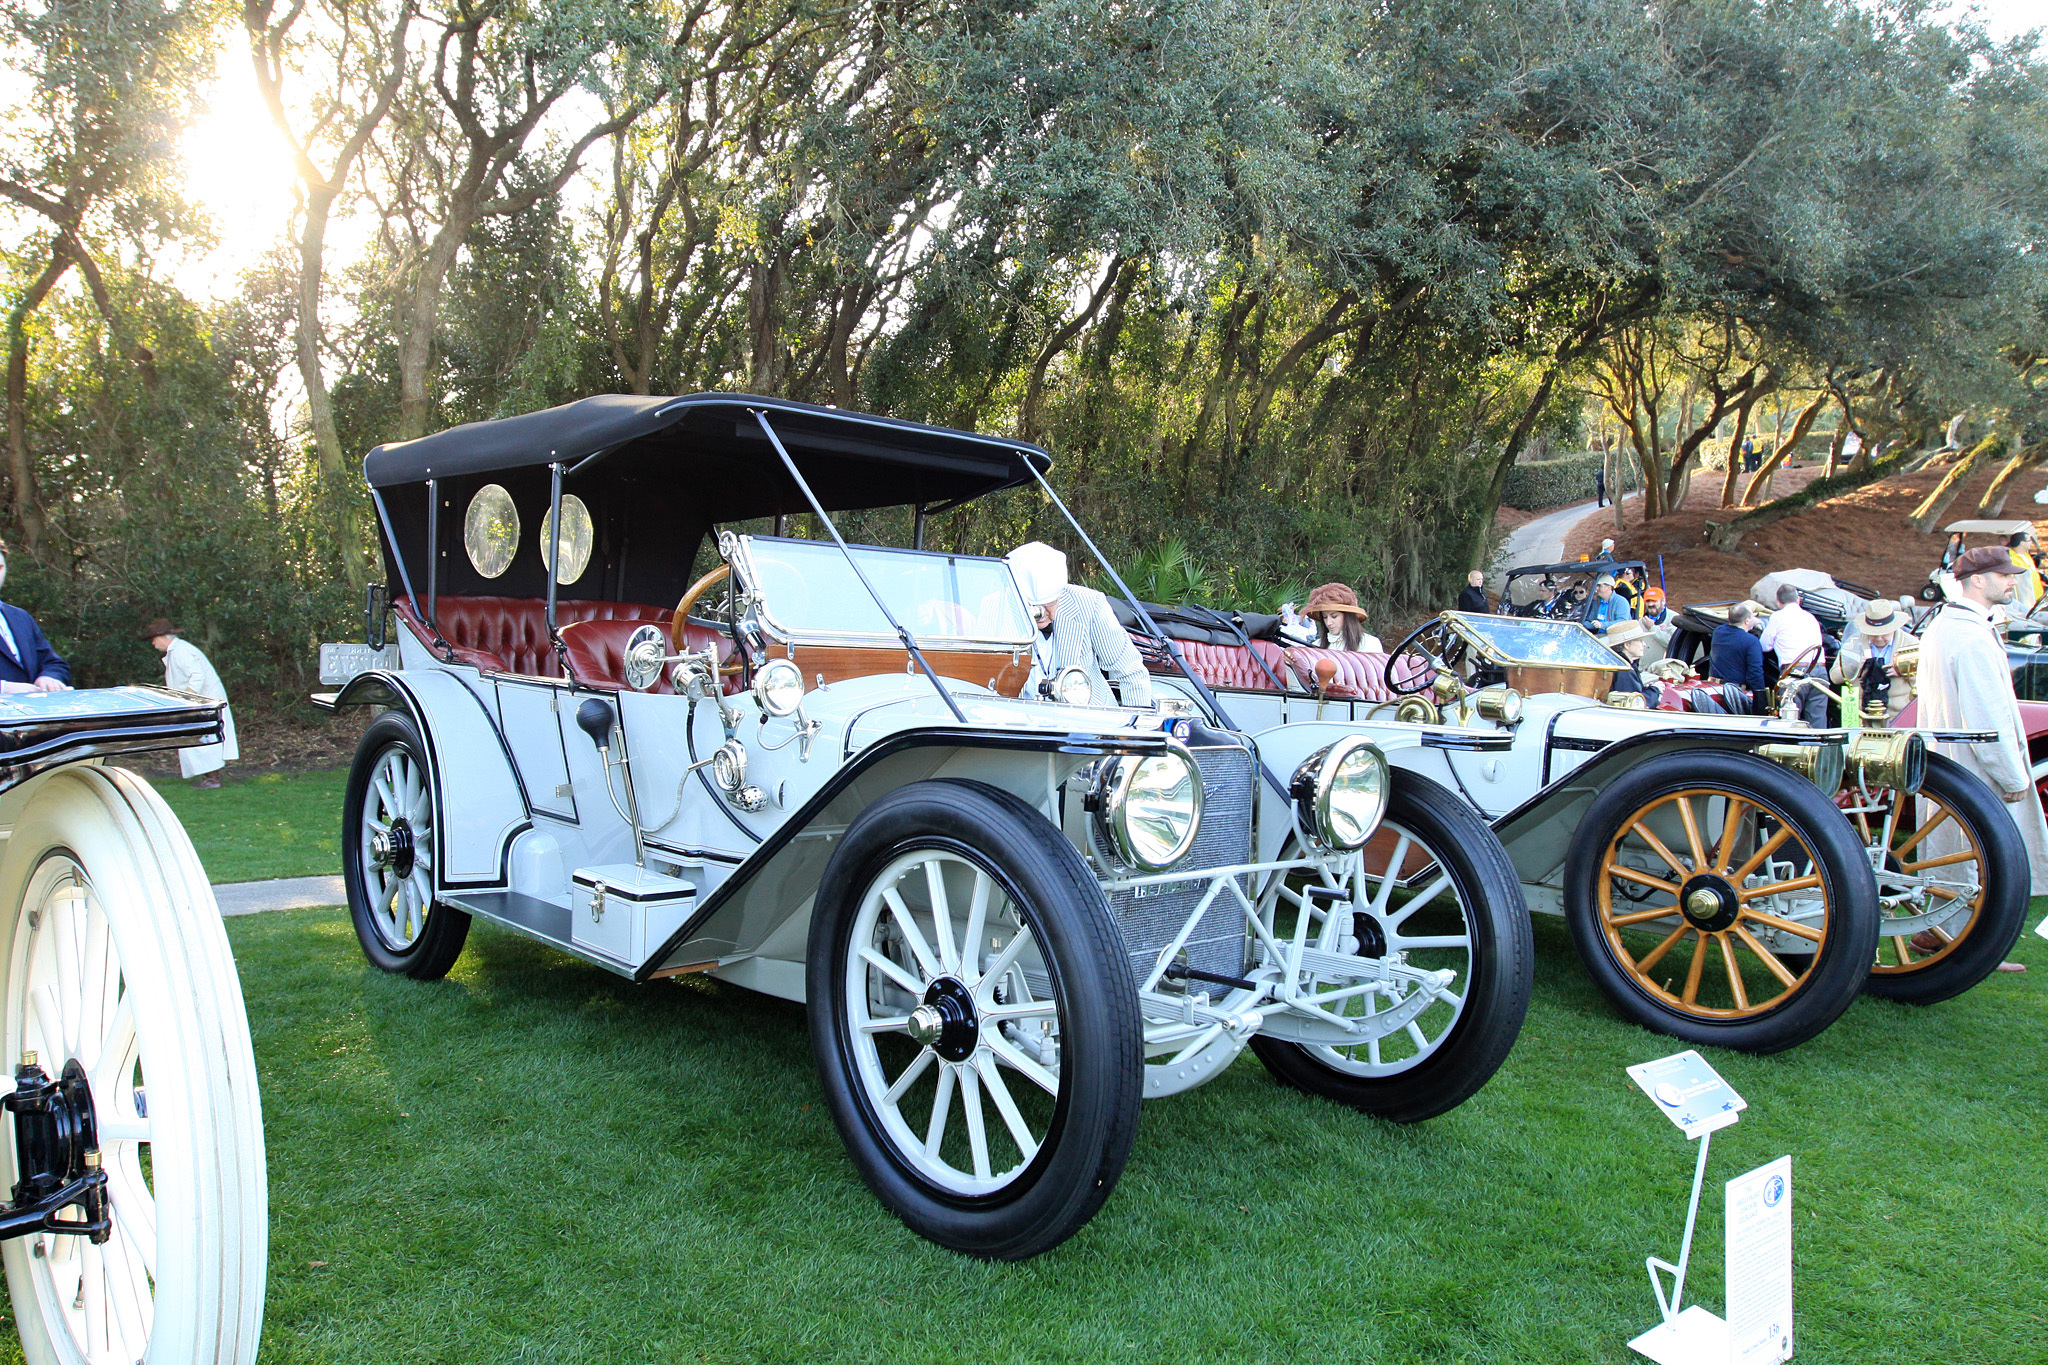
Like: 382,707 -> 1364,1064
392,597 -> 674,678
558,617 -> 740,693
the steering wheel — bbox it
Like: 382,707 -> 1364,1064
1386,617 -> 1467,696
671,564 -> 732,653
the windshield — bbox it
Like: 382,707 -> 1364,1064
737,536 -> 1036,645
1443,612 -> 1626,670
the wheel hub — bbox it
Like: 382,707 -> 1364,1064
370,819 -> 416,878
1678,874 -> 1741,933
914,977 -> 980,1063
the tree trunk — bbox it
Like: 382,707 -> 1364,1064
2,250 -> 69,556
1740,393 -> 1826,506
1975,433 -> 2046,517
294,186 -> 369,595
1906,432 -> 2004,532
1718,386 -> 1762,508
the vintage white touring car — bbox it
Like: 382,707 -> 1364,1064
0,687 -> 266,1364
314,394 -> 1540,1259
1135,610 -> 1904,1053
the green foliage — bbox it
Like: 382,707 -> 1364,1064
148,769 -> 348,882
1500,452 -> 1643,510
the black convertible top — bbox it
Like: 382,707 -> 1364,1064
362,393 -> 1049,511
1503,557 -> 1648,580
368,393 -> 1050,607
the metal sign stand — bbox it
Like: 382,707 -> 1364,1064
1625,1051 -> 1746,1365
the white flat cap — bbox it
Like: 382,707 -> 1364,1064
1006,541 -> 1069,606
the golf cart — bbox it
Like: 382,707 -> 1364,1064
1500,558 -> 1650,626
1920,519 -> 2036,603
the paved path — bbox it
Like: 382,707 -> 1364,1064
213,875 -> 344,917
1488,493 -> 1640,592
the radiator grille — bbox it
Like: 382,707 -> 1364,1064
1093,743 -> 1255,986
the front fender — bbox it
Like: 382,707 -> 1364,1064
338,669 -> 528,890
642,727 -> 1166,985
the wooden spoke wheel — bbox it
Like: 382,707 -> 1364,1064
1563,750 -> 1878,1054
1844,752 -> 2027,1005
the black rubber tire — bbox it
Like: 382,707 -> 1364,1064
1248,774 -> 1533,1123
807,779 -> 1141,1260
342,710 -> 470,979
1862,753 -> 2029,1005
1564,749 -> 1879,1054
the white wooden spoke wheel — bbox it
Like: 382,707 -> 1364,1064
1248,774 -> 1531,1123
342,713 -> 468,980
0,768 -> 265,1365
809,780 -> 1140,1260
845,850 -> 1060,1196
357,742 -> 434,951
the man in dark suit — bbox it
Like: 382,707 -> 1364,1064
1456,569 -> 1490,614
0,544 -> 69,692
1708,601 -> 1765,711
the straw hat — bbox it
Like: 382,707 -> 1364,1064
1303,582 -> 1368,619
1602,618 -> 1654,648
1855,598 -> 1901,634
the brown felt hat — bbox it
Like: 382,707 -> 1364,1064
1304,582 -> 1368,618
140,618 -> 178,639
1953,546 -> 2021,579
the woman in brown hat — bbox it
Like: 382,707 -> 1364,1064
145,618 -> 238,788
1303,583 -> 1381,652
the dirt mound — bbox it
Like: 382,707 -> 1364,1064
1559,459 -> 2047,606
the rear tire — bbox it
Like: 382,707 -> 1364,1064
1860,753 -> 2028,1004
343,711 -> 469,979
808,780 -> 1141,1260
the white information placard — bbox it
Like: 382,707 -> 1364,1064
1627,1050 -> 1747,1137
1725,1157 -> 1794,1364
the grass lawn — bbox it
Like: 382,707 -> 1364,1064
147,769 -> 348,883
7,902 -> 2033,1363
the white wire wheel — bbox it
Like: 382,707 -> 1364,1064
342,711 -> 468,979
0,766 -> 265,1365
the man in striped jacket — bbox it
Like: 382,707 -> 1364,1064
1005,542 -> 1154,709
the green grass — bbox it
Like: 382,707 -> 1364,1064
22,904 -> 2030,1363
147,770 -> 347,883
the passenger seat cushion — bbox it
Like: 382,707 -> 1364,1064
392,597 -> 672,677
1126,633 -> 1287,691
1279,647 -> 1396,702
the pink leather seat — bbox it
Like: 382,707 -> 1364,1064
1277,647 -> 1397,702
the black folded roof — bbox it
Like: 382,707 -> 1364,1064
361,393 -> 1049,515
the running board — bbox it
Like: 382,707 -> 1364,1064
440,892 -> 635,979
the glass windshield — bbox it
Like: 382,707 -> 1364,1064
1444,612 -> 1626,670
738,536 -> 1035,644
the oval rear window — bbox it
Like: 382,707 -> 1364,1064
464,484 -> 520,579
540,495 -> 594,586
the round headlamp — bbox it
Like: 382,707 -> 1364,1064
1093,741 -> 1203,870
754,658 -> 805,717
1758,741 -> 1845,796
1055,666 -> 1092,706
1290,735 -> 1390,850
1472,686 -> 1523,724
1848,729 -> 1926,794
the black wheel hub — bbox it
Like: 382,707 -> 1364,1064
0,1053 -> 108,1243
1677,874 -> 1741,933
907,977 -> 980,1063
1353,912 -> 1388,959
371,818 -> 416,879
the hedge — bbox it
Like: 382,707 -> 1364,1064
1501,450 -> 1642,509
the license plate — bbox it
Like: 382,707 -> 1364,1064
319,642 -> 397,686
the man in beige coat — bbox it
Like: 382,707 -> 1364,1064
1915,547 -> 2047,966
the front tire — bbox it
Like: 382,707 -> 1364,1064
1248,774 -> 1533,1122
1564,750 -> 1879,1053
0,767 -> 267,1365
343,711 -> 469,979
808,780 -> 1141,1260
1855,753 -> 2028,1004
